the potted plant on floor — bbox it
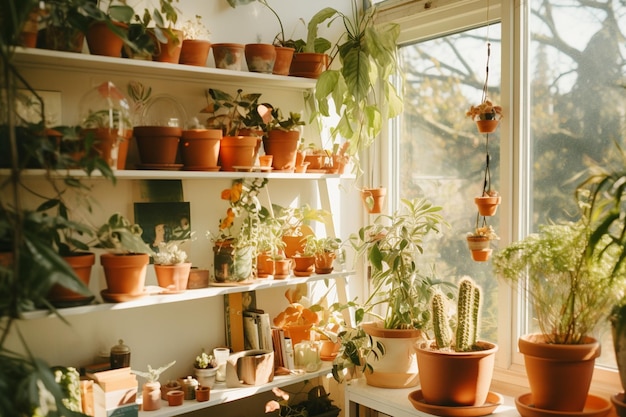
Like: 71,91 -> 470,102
153,239 -> 191,293
492,216 -> 625,412
262,108 -> 305,171
333,197 -> 454,388
414,277 -> 498,407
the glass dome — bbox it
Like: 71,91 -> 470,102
141,94 -> 187,128
79,81 -> 132,132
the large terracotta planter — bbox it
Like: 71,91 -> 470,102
180,129 -> 222,169
154,262 -> 191,293
290,52 -> 328,78
48,252 -> 95,306
219,135 -> 258,171
415,340 -> 498,406
212,43 -> 245,70
152,29 -> 183,63
273,46 -> 295,76
518,333 -> 600,412
179,39 -> 211,66
475,195 -> 502,216
361,322 -> 423,388
133,126 -> 182,166
100,253 -> 149,296
245,43 -> 277,73
262,130 -> 300,170
82,128 -> 133,170
86,21 -> 127,57
361,187 -> 387,214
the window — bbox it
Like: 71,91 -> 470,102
382,0 -> 626,376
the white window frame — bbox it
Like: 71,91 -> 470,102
375,0 -> 621,395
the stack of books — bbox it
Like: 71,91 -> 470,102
86,367 -> 138,417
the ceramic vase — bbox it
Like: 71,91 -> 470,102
195,367 -> 217,388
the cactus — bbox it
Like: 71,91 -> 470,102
455,277 -> 480,351
432,291 -> 453,349
431,276 -> 481,351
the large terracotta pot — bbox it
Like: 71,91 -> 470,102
133,126 -> 182,166
290,52 -> 328,78
273,46 -> 295,76
86,21 -> 127,57
212,43 -> 245,70
179,39 -> 211,66
154,262 -> 191,293
361,322 -> 423,388
48,252 -> 95,306
262,130 -> 300,170
518,333 -> 600,412
82,128 -> 133,170
100,253 -> 149,296
361,187 -> 387,214
152,29 -> 183,63
415,340 -> 498,406
244,43 -> 277,73
180,129 -> 221,169
219,135 -> 258,171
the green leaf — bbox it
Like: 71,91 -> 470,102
341,49 -> 370,103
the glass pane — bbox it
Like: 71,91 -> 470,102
529,0 -> 626,367
398,24 -> 502,344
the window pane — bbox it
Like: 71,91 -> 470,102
529,0 -> 626,367
398,25 -> 502,344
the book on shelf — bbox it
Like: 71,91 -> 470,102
271,327 -> 295,370
224,291 -> 257,352
243,310 -> 272,351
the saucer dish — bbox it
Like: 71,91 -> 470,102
183,166 -> 220,171
232,165 -> 272,172
136,163 -> 183,171
515,393 -> 611,417
408,390 -> 503,417
100,289 -> 147,303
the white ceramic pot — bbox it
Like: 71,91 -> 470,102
195,367 -> 217,388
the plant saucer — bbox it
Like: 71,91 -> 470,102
100,289 -> 148,303
515,393 -> 611,417
408,390 -> 503,417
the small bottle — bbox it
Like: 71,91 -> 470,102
110,339 -> 131,369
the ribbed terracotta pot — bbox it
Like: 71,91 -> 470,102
86,21 -> 127,57
519,333 -> 601,412
212,43 -> 245,70
154,262 -> 191,293
219,135 -> 258,171
262,130 -> 300,170
415,340 -> 498,406
245,43 -> 277,73
289,52 -> 328,78
273,46 -> 295,75
361,187 -> 387,214
179,39 -> 211,66
152,29 -> 183,63
100,253 -> 149,295
180,129 -> 222,169
134,126 -> 182,165
475,196 -> 502,216
362,322 -> 423,388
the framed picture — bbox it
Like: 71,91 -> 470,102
134,202 -> 191,252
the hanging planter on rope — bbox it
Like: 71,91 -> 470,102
466,43 -> 503,133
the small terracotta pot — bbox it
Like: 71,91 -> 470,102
142,382 -> 162,411
86,21 -> 127,57
160,381 -> 181,401
179,39 -> 211,66
155,263 -> 191,293
134,126 -> 182,166
152,29 -> 183,63
263,130 -> 300,170
187,268 -> 209,289
48,252 -> 95,305
292,255 -> 315,277
304,154 -> 324,170
475,119 -> 499,133
290,52 -> 328,78
259,155 -> 273,167
273,259 -> 292,279
245,43 -> 277,73
361,187 -> 387,214
82,128 -> 133,170
283,323 -> 313,346
219,135 -> 258,171
256,253 -> 274,278
470,248 -> 492,262
273,46 -> 295,75
212,43 -> 245,70
167,390 -> 184,406
196,386 -> 210,402
475,196 -> 502,216
20,11 -> 39,48
315,252 -> 336,274
180,129 -> 222,169
466,236 -> 490,251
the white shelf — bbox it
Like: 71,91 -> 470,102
141,363 -> 333,417
21,271 -> 354,320
13,47 -> 317,91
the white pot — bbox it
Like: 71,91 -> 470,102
195,367 -> 217,388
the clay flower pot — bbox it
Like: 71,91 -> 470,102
361,187 -> 387,214
180,129 -> 222,170
195,385 -> 210,402
244,43 -> 277,73
466,236 -> 492,262
100,253 -> 149,297
48,252 -> 95,306
262,130 -> 300,170
315,252 -> 336,274
475,119 -> 500,133
256,253 -> 274,278
82,128 -> 133,170
167,390 -> 184,406
86,21 -> 128,57
134,126 -> 183,166
273,259 -> 292,279
290,52 -> 328,78
212,43 -> 245,70
218,136 -> 258,171
154,262 -> 192,293
195,367 -> 217,388
475,195 -> 502,216
273,46 -> 295,76
179,39 -> 211,66
292,255 -> 315,277
152,29 -> 183,63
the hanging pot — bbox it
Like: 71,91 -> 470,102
244,43 -> 277,73
262,130 -> 300,170
467,236 -> 492,262
256,253 -> 274,278
475,195 -> 502,216
179,39 -> 211,66
86,21 -> 127,57
273,46 -> 295,76
475,118 -> 499,134
212,43 -> 245,70
361,187 -> 387,214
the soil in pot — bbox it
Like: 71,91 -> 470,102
179,39 -> 211,66
212,43 -> 245,70
244,43 -> 277,73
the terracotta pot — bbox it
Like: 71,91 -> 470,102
244,43 -> 277,73
142,382 -> 162,411
100,253 -> 149,296
315,252 -> 335,274
466,236 -> 490,251
262,130 -> 300,170
82,128 -> 133,170
475,196 -> 502,216
519,333 -> 601,411
86,21 -> 127,57
180,129 -> 221,169
256,253 -> 274,278
195,385 -> 211,402
179,39 -> 211,66
361,322 -> 423,388
259,155 -> 273,167
290,52 -> 328,78
475,119 -> 499,134
283,323 -> 313,346
294,162 -> 310,173
152,29 -> 183,63
20,11 -> 39,48
332,154 -> 349,174
42,26 -> 84,52
415,340 -> 498,406
218,136 -> 258,171
48,252 -> 95,305
212,43 -> 245,70
282,225 -> 315,259
187,268 -> 209,289
154,262 -> 191,293
304,154 -> 324,170
195,367 -> 217,388
361,187 -> 387,214
292,255 -> 315,277
160,381 -> 181,400
166,390 -> 184,406
133,126 -> 182,166
273,46 -> 295,76
273,259 -> 291,279
470,248 -> 492,262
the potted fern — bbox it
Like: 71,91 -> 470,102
414,277 -> 498,407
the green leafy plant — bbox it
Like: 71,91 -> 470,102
267,108 -> 305,132
94,213 -> 154,255
139,0 -> 181,46
194,350 -> 216,369
132,360 -> 176,383
265,383 -> 340,417
273,204 -> 330,238
202,88 -> 271,137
